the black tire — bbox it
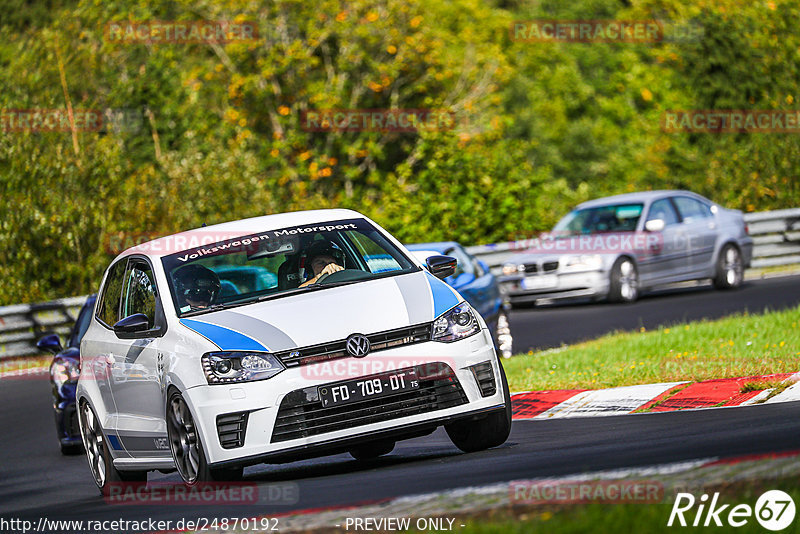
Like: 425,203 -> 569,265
445,363 -> 512,453
349,439 -> 395,460
60,442 -> 83,455
608,257 -> 639,303
78,401 -> 146,495
166,389 -> 243,485
713,244 -> 743,290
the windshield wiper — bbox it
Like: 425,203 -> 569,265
255,279 -> 364,302
181,299 -> 257,317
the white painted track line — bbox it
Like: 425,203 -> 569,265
535,382 -> 687,419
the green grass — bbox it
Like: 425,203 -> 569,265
504,306 -> 800,392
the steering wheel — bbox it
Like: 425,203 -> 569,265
315,272 -> 332,284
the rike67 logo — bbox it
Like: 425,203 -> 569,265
668,490 -> 796,531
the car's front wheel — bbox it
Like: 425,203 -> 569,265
608,257 -> 639,303
79,401 -> 146,495
445,363 -> 511,453
713,244 -> 743,289
166,389 -> 243,485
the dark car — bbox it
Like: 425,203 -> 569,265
37,294 -> 97,454
406,242 -> 512,357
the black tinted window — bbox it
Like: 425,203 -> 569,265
673,197 -> 712,222
96,260 -> 126,326
122,261 -> 158,328
69,298 -> 94,348
445,245 -> 475,278
647,199 -> 681,226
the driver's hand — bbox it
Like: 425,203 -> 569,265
319,263 -> 344,277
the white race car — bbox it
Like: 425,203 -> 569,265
77,209 -> 511,493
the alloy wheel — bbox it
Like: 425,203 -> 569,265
167,395 -> 201,484
79,403 -> 106,488
618,260 -> 639,301
723,247 -> 741,286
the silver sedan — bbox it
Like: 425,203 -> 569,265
499,190 -> 753,305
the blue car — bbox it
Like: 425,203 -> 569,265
37,294 -> 96,454
406,242 -> 512,357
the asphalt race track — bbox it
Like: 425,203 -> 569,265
1,275 -> 799,530
510,274 -> 800,352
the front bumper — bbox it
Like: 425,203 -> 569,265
499,270 -> 609,304
183,329 -> 505,466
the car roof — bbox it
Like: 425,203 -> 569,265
406,241 -> 461,254
575,190 -> 710,209
115,208 -> 364,261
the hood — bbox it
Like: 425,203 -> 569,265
178,270 -> 461,351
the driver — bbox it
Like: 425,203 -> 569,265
173,264 -> 221,311
299,240 -> 345,288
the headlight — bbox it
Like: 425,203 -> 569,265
432,303 -> 481,343
502,263 -> 521,276
562,254 -> 604,271
50,359 -> 80,388
201,351 -> 285,384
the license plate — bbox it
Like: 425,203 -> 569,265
522,274 -> 558,290
318,369 -> 420,408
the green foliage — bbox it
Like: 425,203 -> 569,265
0,0 -> 798,304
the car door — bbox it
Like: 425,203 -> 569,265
84,260 -> 128,427
672,196 -> 717,275
107,257 -> 168,454
639,198 -> 689,284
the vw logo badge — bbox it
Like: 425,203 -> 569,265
346,334 -> 371,358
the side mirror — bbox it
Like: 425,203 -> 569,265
113,314 -> 150,338
36,333 -> 63,355
426,255 -> 458,280
645,219 -> 665,232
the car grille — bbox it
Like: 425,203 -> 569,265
217,411 -> 249,449
469,362 -> 497,397
542,261 -> 559,272
273,323 -> 432,368
271,362 -> 468,443
522,263 -> 538,273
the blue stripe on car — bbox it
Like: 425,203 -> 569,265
180,319 -> 267,351
107,434 -> 123,451
424,271 -> 460,317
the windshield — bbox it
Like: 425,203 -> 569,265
161,218 -> 418,317
552,203 -> 644,236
